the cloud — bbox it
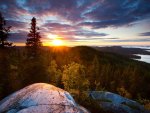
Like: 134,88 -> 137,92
110,38 -> 150,42
22,0 -> 84,22
79,18 -> 137,29
42,22 -> 75,31
42,22 -> 108,38
9,31 -> 28,43
74,30 -> 108,37
1,0 -> 150,27
80,0 -> 150,28
0,0 -> 150,44
0,0 -> 28,19
7,20 -> 28,29
139,32 -> 150,36
75,37 -> 119,41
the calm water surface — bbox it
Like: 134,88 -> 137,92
134,54 -> 150,64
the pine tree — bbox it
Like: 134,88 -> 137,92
0,12 -> 12,48
90,55 -> 101,90
26,17 -> 42,56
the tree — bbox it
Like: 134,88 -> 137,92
48,60 -> 62,86
20,58 -> 49,86
90,55 -> 101,90
117,87 -> 131,98
0,12 -> 12,48
62,62 -> 89,98
26,17 -> 42,56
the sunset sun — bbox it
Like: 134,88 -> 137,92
52,39 -> 63,46
47,34 -> 64,46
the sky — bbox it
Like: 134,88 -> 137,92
0,0 -> 150,46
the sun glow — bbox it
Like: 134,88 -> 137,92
47,34 -> 64,46
52,39 -> 63,46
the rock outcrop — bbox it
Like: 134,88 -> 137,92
1,83 -> 149,113
0,83 -> 89,113
89,91 -> 150,113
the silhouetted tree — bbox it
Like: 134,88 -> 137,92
0,12 -> 12,48
26,17 -> 42,56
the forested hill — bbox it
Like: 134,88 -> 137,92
0,46 -> 150,108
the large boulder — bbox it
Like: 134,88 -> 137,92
0,83 -> 89,113
89,91 -> 150,113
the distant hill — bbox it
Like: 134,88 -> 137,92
94,46 -> 150,59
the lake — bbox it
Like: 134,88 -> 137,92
134,54 -> 150,64
124,46 -> 150,64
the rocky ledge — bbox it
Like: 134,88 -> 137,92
89,91 -> 150,113
0,83 -> 149,113
0,83 -> 89,113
